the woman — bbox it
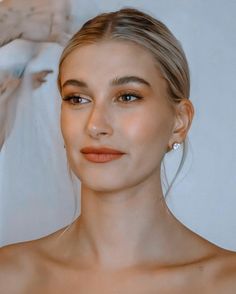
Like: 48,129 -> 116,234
0,7 -> 236,293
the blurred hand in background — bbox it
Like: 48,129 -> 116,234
0,0 -> 72,46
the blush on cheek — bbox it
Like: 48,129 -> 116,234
124,109 -> 173,161
123,118 -> 143,141
121,112 -> 164,144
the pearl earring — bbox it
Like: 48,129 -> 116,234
172,142 -> 180,150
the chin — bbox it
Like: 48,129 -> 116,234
81,179 -> 126,193
69,159 -> 128,191
74,169 -> 133,193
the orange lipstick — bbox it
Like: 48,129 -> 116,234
80,146 -> 125,163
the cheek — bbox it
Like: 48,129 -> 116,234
119,108 -> 172,150
60,107 -> 81,144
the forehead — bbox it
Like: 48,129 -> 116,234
60,40 -> 164,87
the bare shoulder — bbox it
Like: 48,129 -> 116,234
0,228 -> 65,294
0,240 -> 38,293
163,231 -> 236,293
207,248 -> 236,293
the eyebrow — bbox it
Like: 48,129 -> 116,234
62,75 -> 151,89
111,76 -> 151,87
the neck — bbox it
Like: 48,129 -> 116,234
74,174 -> 185,270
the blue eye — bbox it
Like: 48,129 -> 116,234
118,93 -> 142,103
62,95 -> 90,105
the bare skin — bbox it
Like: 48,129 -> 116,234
0,221 -> 236,293
0,40 -> 236,293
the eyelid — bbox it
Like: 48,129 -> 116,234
62,94 -> 91,106
116,91 -> 143,102
116,88 -> 142,96
62,92 -> 89,99
62,90 -> 143,105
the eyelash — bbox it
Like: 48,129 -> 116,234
62,95 -> 88,105
62,92 -> 143,105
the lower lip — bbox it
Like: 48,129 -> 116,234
82,153 -> 124,163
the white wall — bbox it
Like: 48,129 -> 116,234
0,0 -> 235,250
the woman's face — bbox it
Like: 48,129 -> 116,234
60,40 -> 177,192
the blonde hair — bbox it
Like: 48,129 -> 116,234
57,7 -> 190,103
57,8 -> 191,235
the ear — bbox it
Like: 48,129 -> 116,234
168,98 -> 194,149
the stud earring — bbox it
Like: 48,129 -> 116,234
172,142 -> 180,150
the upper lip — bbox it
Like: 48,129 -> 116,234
80,146 -> 125,154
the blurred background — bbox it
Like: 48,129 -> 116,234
0,0 -> 235,250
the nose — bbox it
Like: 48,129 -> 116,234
86,104 -> 113,139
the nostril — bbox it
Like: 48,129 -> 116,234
86,122 -> 112,139
86,114 -> 113,138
